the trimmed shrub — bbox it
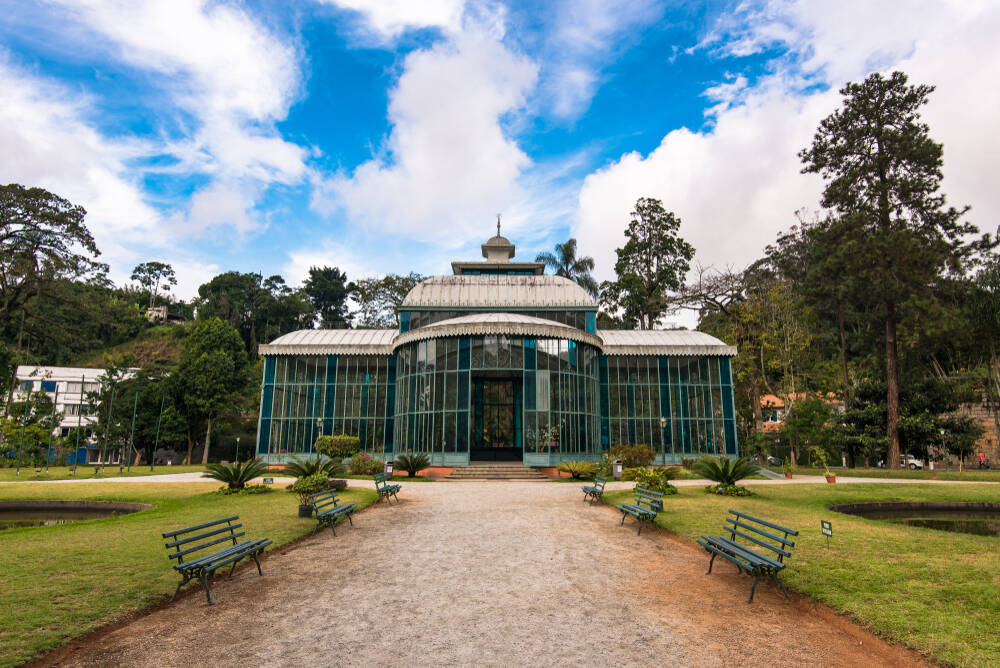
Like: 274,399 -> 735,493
314,435 -> 362,459
395,452 -> 431,477
610,444 -> 656,468
556,460 -> 599,479
705,483 -> 754,497
287,473 -> 329,505
629,466 -> 681,494
213,484 -> 272,496
348,451 -> 383,475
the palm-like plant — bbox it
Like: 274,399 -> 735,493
395,452 -> 431,477
535,238 -> 599,298
203,459 -> 269,490
283,455 -> 346,479
692,456 -> 759,485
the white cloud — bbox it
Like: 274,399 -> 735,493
0,56 -> 161,253
317,0 -> 467,38
575,0 -> 1000,294
47,0 -> 309,234
283,239 -> 374,287
315,23 -> 538,241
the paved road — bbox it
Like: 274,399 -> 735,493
54,480 -> 925,667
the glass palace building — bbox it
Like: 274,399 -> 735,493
256,232 -> 738,466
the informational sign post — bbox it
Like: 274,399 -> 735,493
821,520 -> 833,548
262,477 -> 274,486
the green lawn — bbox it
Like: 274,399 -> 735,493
604,483 -> 1000,667
0,465 -> 206,482
786,466 -> 1000,482
0,481 -> 378,667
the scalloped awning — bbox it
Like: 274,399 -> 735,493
392,313 -> 604,350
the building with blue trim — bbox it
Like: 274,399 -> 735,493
256,232 -> 738,466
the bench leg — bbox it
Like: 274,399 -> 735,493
313,521 -> 320,536
748,575 -> 759,604
620,511 -> 627,526
252,553 -> 264,576
636,518 -> 644,535
200,573 -> 213,605
330,520 -> 337,537
170,578 -> 186,602
228,560 -> 238,578
775,575 -> 790,600
346,512 -> 354,526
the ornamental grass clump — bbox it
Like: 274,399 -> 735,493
693,455 -> 758,496
556,460 -> 599,479
203,459 -> 269,490
395,452 -> 431,477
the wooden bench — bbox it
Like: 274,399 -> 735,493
373,472 -> 400,504
309,490 -> 356,536
616,486 -> 664,535
697,509 -> 798,603
581,475 -> 607,504
162,516 -> 272,605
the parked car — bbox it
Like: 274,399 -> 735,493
878,454 -> 923,470
765,454 -> 781,466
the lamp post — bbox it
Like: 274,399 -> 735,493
940,428 -> 947,472
235,436 -> 241,463
659,416 -> 667,461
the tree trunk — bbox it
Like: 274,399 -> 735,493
201,416 -> 212,465
836,296 -> 850,401
184,430 -> 193,465
885,300 -> 901,469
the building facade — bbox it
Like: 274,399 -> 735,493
255,232 -> 738,466
12,365 -> 121,465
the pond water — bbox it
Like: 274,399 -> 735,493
0,501 -> 150,530
831,502 -> 1000,537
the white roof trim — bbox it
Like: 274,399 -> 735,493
393,313 -> 603,350
259,329 -> 396,356
598,329 -> 737,357
402,274 -> 596,309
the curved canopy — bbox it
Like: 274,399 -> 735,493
259,329 -> 396,356
598,329 -> 736,356
393,313 -> 603,350
401,274 -> 596,310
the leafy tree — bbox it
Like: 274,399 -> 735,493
0,184 -> 106,355
779,395 -> 833,467
130,261 -> 176,309
800,71 -> 990,468
348,273 -> 424,327
85,357 -> 136,465
535,238 -> 599,297
600,197 -> 694,329
304,266 -> 350,329
177,318 -> 248,464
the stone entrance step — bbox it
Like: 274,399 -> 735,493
444,463 -> 548,481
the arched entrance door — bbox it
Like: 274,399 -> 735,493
471,377 -> 522,461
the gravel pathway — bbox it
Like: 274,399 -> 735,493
48,480 -> 926,667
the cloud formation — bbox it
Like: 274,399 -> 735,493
575,0 -> 1000,290
316,22 -> 538,242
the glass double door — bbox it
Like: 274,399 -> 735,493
471,378 -> 522,461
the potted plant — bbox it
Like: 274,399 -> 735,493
810,446 -> 835,483
287,473 -> 329,517
782,457 -> 794,479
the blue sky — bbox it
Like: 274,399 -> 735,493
2,0 -> 998,314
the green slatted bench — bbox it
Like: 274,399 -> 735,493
309,490 -> 356,536
697,509 -> 798,603
162,516 -> 272,605
373,472 -> 400,504
616,486 -> 663,535
581,475 -> 607,504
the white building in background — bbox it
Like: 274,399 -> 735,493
12,366 -> 134,464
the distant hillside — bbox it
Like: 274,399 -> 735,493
70,323 -> 189,369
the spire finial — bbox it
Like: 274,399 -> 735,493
496,214 -> 501,237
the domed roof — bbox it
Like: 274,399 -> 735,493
393,312 -> 602,350
401,274 -> 597,309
